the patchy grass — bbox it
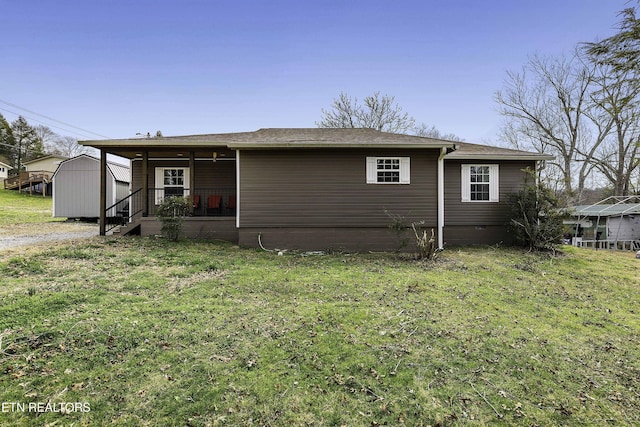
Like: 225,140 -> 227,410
0,238 -> 638,425
0,189 -> 64,227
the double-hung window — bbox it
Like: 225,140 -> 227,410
461,164 -> 499,202
366,157 -> 410,184
154,167 -> 190,204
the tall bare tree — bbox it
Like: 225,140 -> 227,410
586,66 -> 640,195
495,52 -> 607,203
583,4 -> 640,195
318,91 -> 463,141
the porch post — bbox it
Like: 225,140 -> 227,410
189,151 -> 195,215
99,149 -> 107,236
142,151 -> 148,216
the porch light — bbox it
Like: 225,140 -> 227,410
213,152 -> 218,162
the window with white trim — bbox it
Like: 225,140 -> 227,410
366,157 -> 410,184
461,164 -> 499,202
154,167 -> 190,204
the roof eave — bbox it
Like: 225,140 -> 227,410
445,154 -> 554,161
225,142 -> 455,149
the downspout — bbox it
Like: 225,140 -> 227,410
235,149 -> 240,229
437,147 -> 446,250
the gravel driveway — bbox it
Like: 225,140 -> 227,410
0,222 -> 99,251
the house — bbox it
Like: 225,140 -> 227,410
0,161 -> 11,186
565,196 -> 640,250
81,128 -> 552,251
52,154 -> 131,220
5,154 -> 68,195
23,154 -> 68,174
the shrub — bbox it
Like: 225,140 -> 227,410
386,210 -> 440,260
155,196 -> 190,241
508,169 -> 563,251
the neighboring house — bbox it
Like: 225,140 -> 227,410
52,154 -> 130,219
81,128 -> 552,251
23,154 -> 68,174
4,155 -> 68,194
565,196 -> 640,250
0,161 -> 11,186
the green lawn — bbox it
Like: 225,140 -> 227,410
0,236 -> 638,426
0,189 -> 64,226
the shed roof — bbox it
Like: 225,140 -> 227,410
108,162 -> 131,183
53,154 -> 130,183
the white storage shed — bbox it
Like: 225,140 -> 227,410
52,155 -> 130,219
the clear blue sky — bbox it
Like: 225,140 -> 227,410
0,0 -> 630,144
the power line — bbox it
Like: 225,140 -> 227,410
0,106 -> 98,140
0,106 -> 107,141
0,98 -> 111,139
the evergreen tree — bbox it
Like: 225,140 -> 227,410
0,113 -> 14,164
10,116 -> 43,170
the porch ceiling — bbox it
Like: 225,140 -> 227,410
101,147 -> 235,160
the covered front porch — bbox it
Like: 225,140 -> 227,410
93,138 -> 238,239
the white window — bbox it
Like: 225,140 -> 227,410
461,164 -> 499,202
366,157 -> 410,184
154,167 -> 190,204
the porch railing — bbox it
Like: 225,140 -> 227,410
144,188 -> 236,217
104,188 -> 144,233
105,188 -> 237,232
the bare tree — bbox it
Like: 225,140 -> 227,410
495,52 -> 604,203
317,92 -> 416,133
586,65 -> 640,195
53,136 -> 95,158
34,125 -> 59,153
413,123 -> 464,141
583,4 -> 640,195
318,91 -> 463,141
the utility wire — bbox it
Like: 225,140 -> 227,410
0,98 -> 111,139
0,106 -> 107,141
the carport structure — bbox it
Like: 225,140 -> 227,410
569,196 -> 640,250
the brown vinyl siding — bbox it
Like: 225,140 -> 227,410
131,159 -> 235,191
239,149 -> 439,228
444,160 -> 533,226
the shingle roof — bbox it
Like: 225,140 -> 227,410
82,128 -> 455,149
81,128 -> 550,160
445,142 -> 554,161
